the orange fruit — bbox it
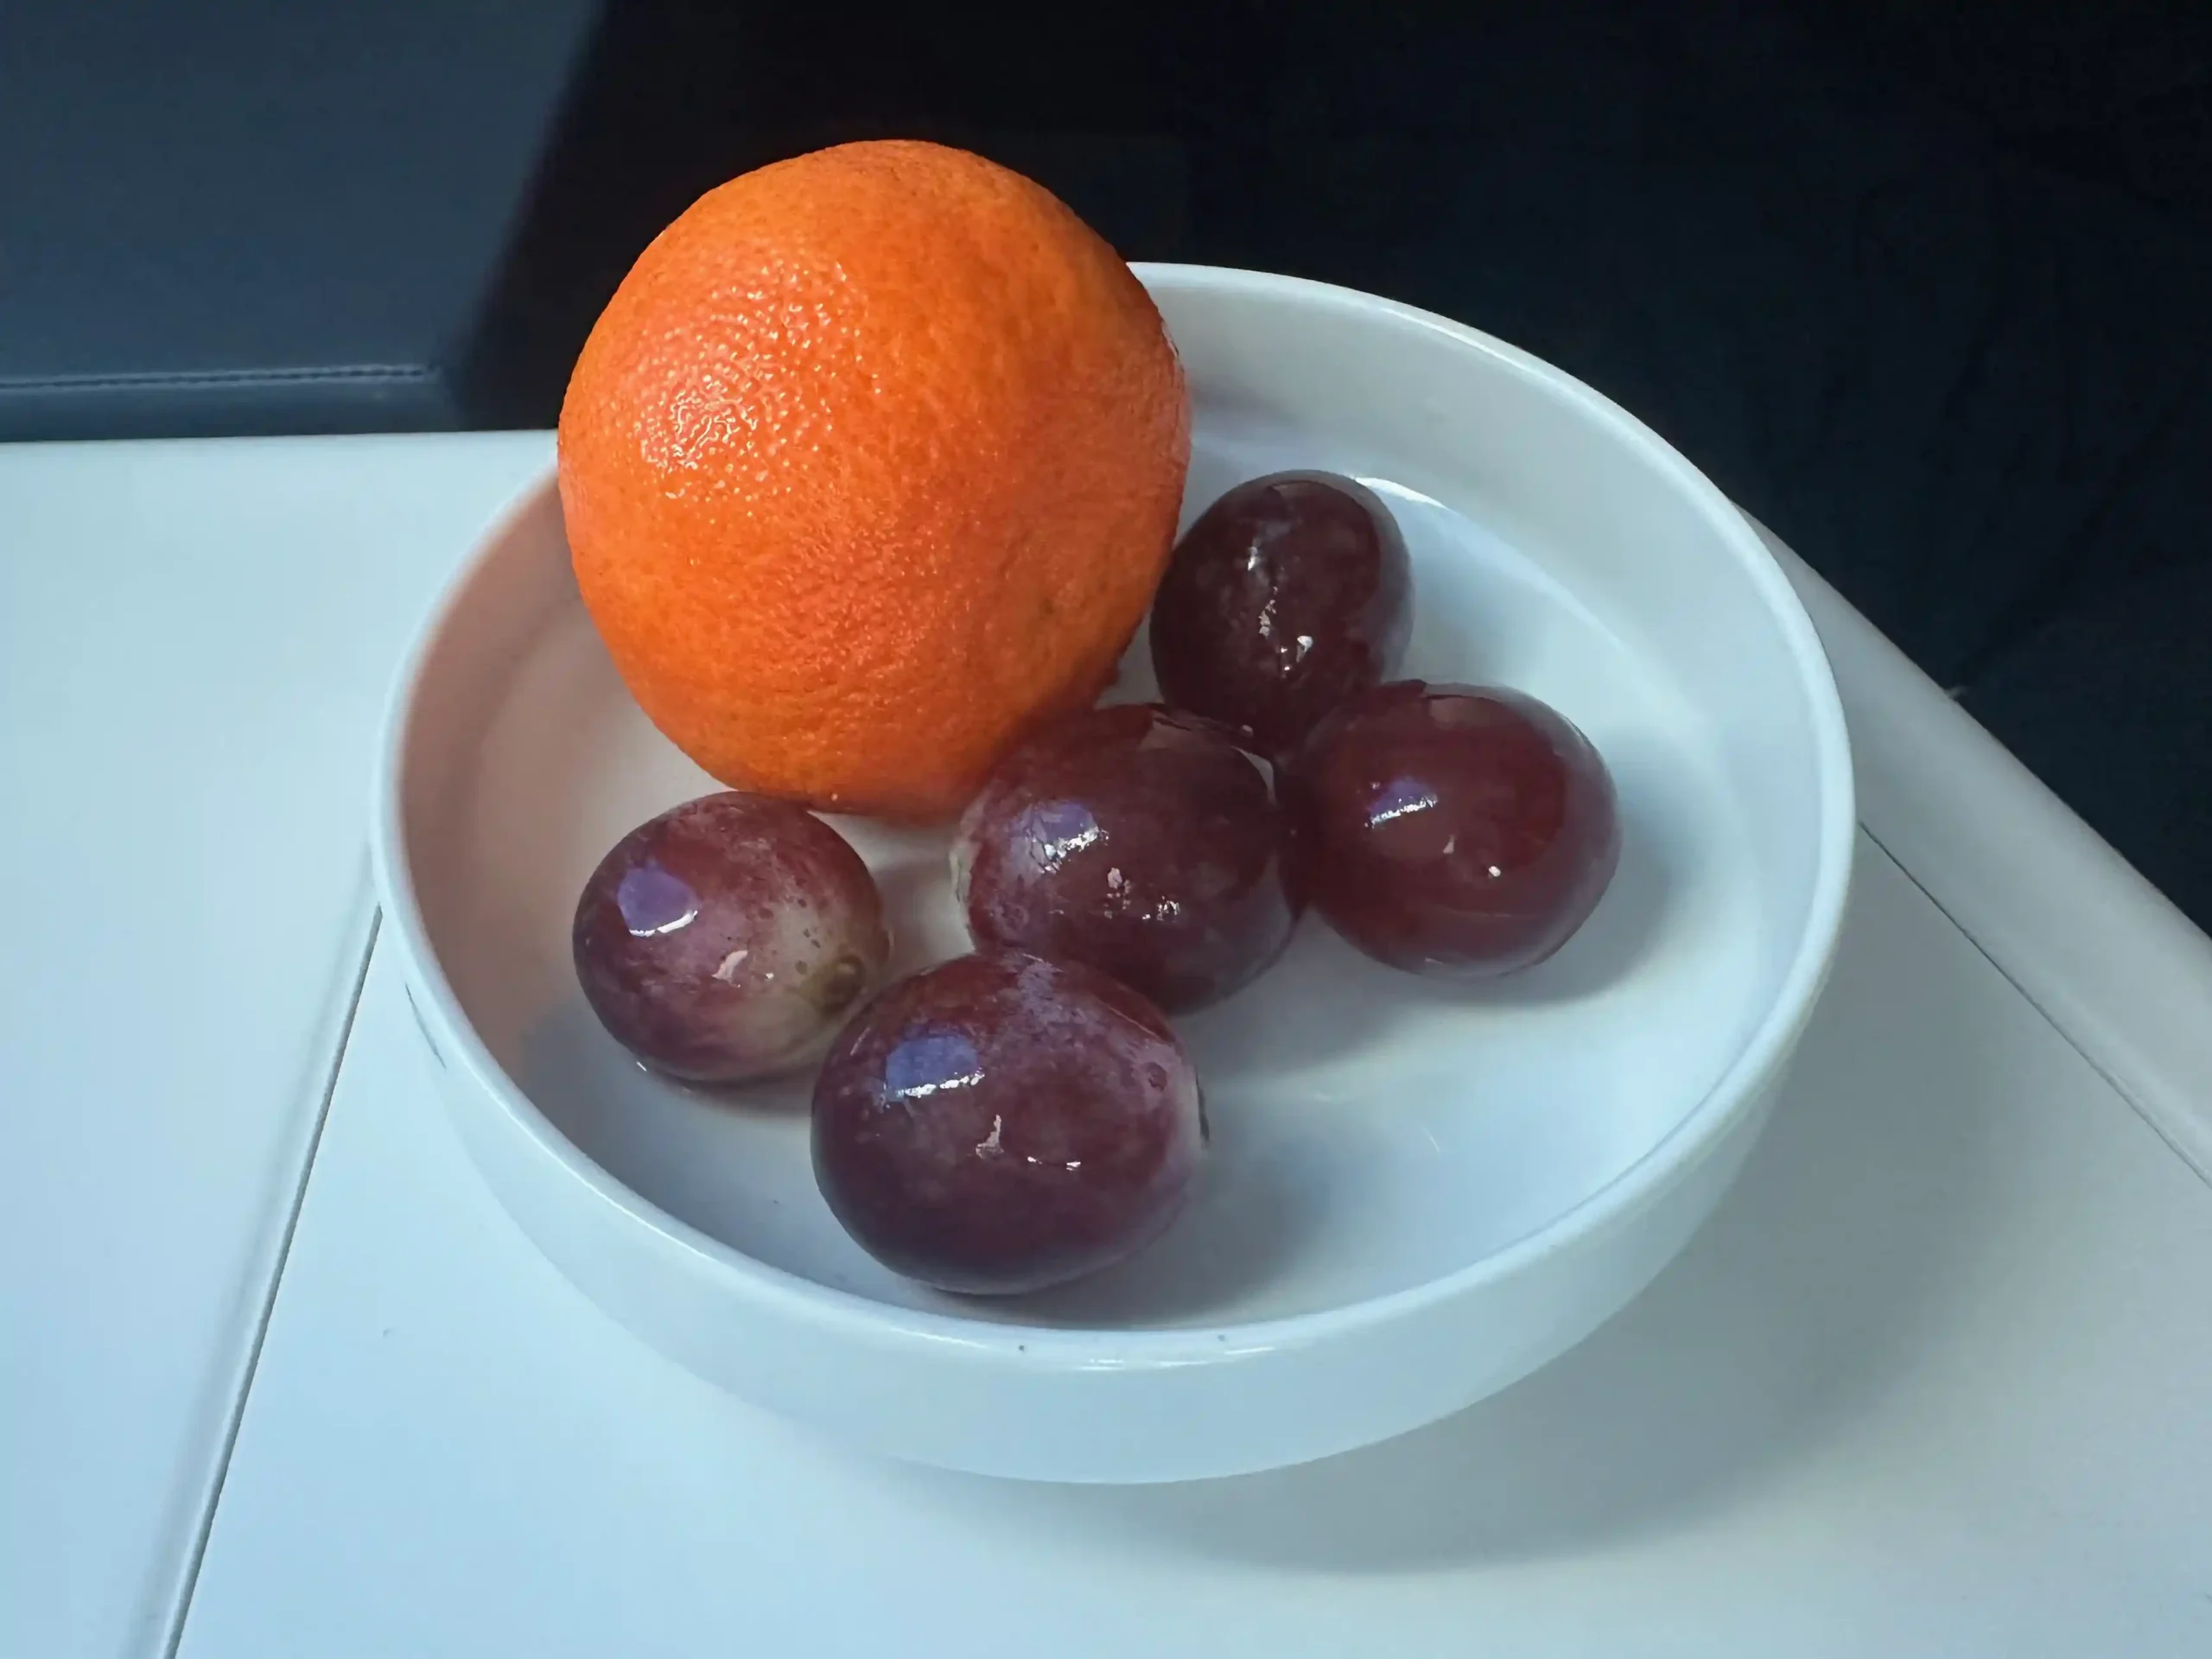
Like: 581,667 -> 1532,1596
557,139 -> 1190,822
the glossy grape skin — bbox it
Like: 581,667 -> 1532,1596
811,950 -> 1205,1295
1150,470 -> 1412,755
951,704 -> 1300,1013
1284,682 -> 1619,977
572,792 -> 890,1083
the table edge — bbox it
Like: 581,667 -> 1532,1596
1753,514 -> 2212,1189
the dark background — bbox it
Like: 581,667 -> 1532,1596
7,1 -> 2209,923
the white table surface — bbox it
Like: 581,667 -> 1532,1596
179,842 -> 2212,1657
0,433 -> 550,1659
10,433 -> 2212,1656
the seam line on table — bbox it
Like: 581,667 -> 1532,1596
1863,823 -> 2212,1195
158,910 -> 382,1659
141,821 -> 2208,1652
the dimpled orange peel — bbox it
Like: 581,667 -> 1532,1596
557,140 -> 1190,821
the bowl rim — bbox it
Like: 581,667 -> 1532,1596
372,262 -> 1855,1371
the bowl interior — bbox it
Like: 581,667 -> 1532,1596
403,272 -> 1834,1332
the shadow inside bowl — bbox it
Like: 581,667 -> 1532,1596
876,848 -> 1991,1567
1175,755 -> 1681,1087
510,737 -> 1695,1331
996,1089 -> 1347,1326
1464,739 -> 1682,1011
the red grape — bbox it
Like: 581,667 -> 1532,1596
1284,683 -> 1619,976
1150,471 -> 1411,754
811,950 -> 1204,1295
573,792 -> 890,1082
952,704 -> 1300,1012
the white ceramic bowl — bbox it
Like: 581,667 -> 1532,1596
374,264 -> 1853,1484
